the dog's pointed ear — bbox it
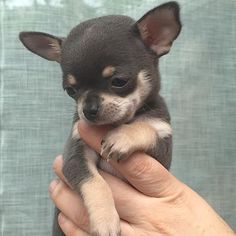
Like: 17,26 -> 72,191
134,1 -> 181,57
19,32 -> 64,62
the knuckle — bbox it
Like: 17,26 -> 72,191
128,155 -> 155,179
50,181 -> 65,200
75,213 -> 89,230
53,155 -> 63,175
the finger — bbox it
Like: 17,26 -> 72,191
59,213 -> 134,236
78,121 -> 183,198
49,179 -> 90,233
53,155 -> 67,183
53,155 -> 150,222
58,213 -> 90,236
111,152 -> 182,198
50,179 -> 135,234
99,170 -> 150,221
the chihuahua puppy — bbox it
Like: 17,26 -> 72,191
19,1 -> 181,236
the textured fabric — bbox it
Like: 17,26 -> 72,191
0,0 -> 235,235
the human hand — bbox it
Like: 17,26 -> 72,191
49,122 -> 235,236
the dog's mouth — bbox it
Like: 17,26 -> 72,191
82,108 -> 135,125
79,102 -> 136,125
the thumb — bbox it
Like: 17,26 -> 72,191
78,121 -> 183,198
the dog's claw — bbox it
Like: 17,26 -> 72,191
100,128 -> 135,162
117,153 -> 127,162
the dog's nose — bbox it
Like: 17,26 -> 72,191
83,102 -> 99,121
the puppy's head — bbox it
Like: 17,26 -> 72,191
19,2 -> 181,125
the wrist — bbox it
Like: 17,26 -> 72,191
185,188 -> 235,236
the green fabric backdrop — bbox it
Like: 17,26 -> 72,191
0,0 -> 235,235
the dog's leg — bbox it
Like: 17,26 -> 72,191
52,118 -> 120,236
101,118 -> 172,168
79,146 -> 121,236
63,139 -> 120,236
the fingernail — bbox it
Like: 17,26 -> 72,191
58,213 -> 67,225
48,179 -> 60,193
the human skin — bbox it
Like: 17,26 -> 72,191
49,122 -> 235,236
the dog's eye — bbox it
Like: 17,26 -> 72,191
65,87 -> 76,96
111,78 -> 128,88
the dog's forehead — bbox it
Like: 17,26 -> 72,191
67,15 -> 135,47
61,15 -> 140,76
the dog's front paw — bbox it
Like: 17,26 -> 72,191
101,125 -> 135,162
90,211 -> 121,236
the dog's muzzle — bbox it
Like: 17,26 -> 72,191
83,94 -> 99,121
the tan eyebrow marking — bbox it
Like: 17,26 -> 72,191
67,74 -> 77,85
102,66 -> 116,78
